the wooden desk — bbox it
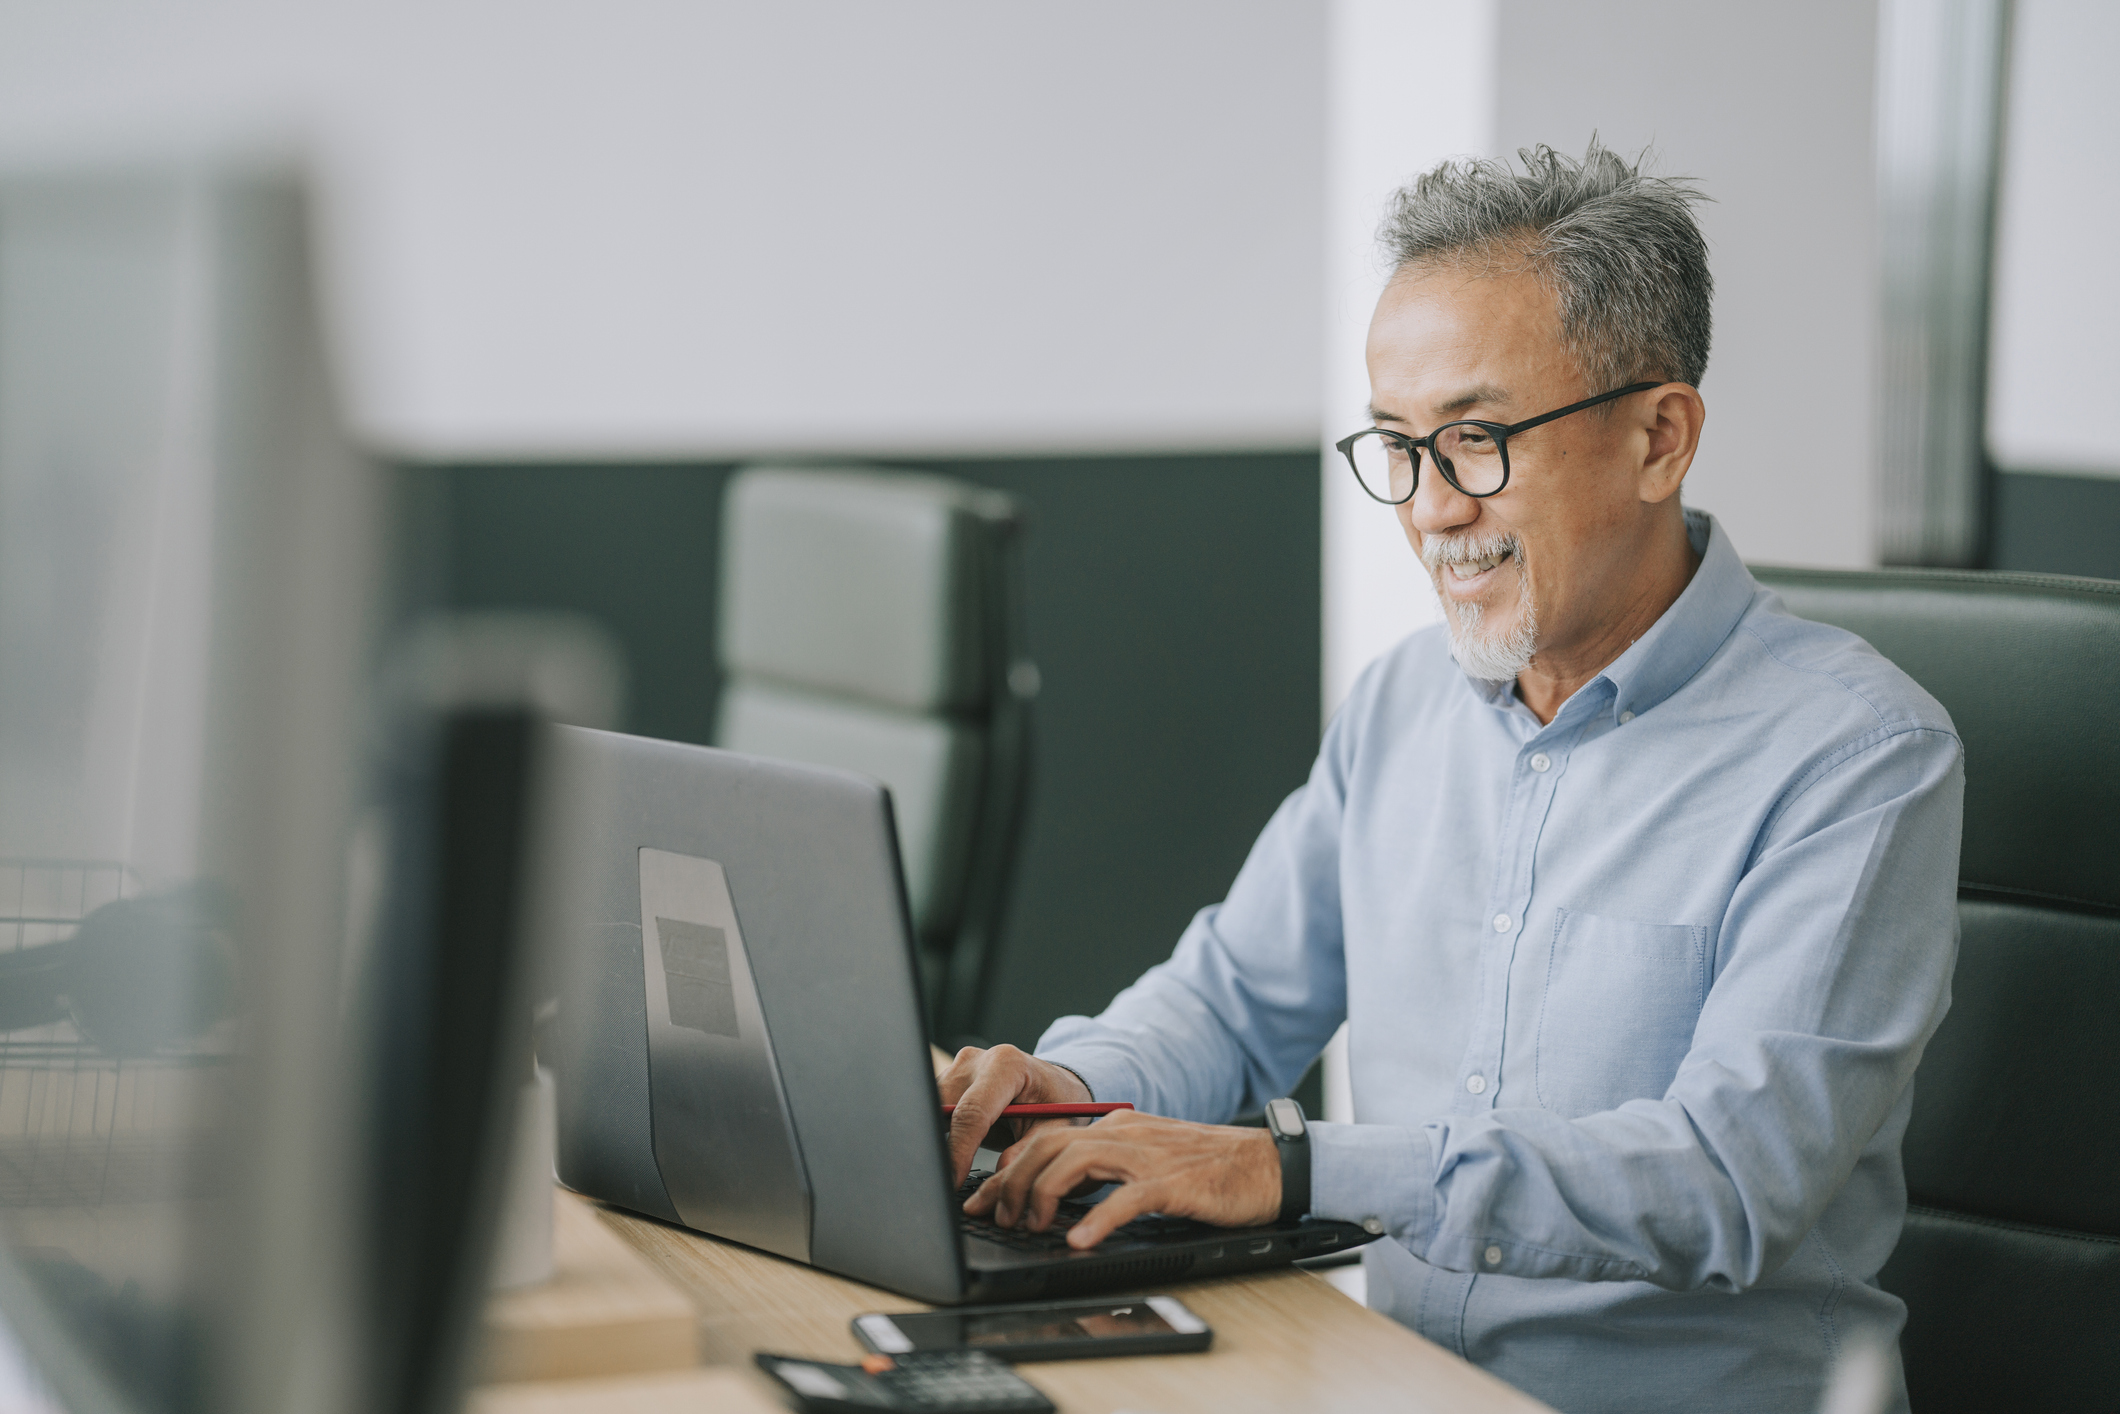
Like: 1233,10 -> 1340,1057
580,1201 -> 1553,1414
476,1052 -> 1549,1411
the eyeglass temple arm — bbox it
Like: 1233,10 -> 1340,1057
1340,380 -> 1664,456
1500,381 -> 1663,437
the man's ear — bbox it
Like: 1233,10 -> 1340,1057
1638,384 -> 1705,505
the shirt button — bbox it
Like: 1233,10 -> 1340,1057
1529,753 -> 1551,773
1361,1217 -> 1385,1235
1491,913 -> 1511,933
1465,1073 -> 1486,1095
1618,710 -> 1635,724
1484,1245 -> 1503,1266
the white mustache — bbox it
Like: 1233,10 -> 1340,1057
1420,529 -> 1520,571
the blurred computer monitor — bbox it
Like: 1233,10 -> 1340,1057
0,156 -> 588,1414
0,156 -> 383,1414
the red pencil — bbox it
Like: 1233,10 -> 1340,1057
939,1102 -> 1134,1118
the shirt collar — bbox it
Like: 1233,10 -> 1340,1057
1594,508 -> 1755,723
1458,508 -> 1757,724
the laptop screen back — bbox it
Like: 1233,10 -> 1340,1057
545,727 -> 965,1303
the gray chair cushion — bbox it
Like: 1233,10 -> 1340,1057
720,466 -> 1002,714
716,681 -> 981,939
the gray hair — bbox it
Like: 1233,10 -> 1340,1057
1378,139 -> 1713,392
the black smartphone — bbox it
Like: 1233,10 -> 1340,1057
852,1294 -> 1212,1362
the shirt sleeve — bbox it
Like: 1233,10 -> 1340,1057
1033,671 -> 1362,1122
1308,723 -> 1964,1292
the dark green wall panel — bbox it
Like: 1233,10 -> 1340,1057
894,454 -> 1320,1051
425,463 -> 731,746
410,451 -> 1321,1055
1992,471 -> 2120,581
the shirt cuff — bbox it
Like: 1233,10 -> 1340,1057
1031,1042 -> 1143,1110
1306,1120 -> 1438,1250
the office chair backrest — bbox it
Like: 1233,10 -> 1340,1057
716,466 -> 1033,1042
1751,565 -> 2120,1414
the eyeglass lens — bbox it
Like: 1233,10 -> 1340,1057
1347,433 -> 1418,502
1347,423 -> 1508,503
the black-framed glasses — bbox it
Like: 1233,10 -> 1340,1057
1336,381 -> 1660,504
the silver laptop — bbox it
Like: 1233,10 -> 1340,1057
544,725 -> 1376,1304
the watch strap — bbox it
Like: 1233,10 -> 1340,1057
1267,1098 -> 1310,1223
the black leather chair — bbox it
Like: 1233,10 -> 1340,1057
1751,565 -> 2120,1414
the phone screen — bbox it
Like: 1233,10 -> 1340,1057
958,1302 -> 1176,1347
863,1296 -> 1204,1353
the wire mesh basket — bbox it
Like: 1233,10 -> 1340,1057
0,859 -> 231,1214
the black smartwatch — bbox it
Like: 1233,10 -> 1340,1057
1264,1096 -> 1310,1223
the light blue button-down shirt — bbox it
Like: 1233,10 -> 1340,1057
1039,511 -> 1962,1414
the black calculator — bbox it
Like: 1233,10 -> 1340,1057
755,1350 -> 1055,1414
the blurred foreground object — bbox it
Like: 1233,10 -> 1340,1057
0,886 -> 235,1057
1757,565 -> 2120,1413
475,1190 -> 694,1384
0,155 -> 617,1414
1817,1337 -> 1892,1414
356,611 -> 620,1414
715,466 -> 1034,1045
0,155 -> 384,1414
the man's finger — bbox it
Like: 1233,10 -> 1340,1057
936,1046 -> 984,1105
983,1127 -> 1071,1226
983,1113 -> 1071,1173
946,1056 -> 1029,1183
1021,1139 -> 1130,1230
978,1124 -> 1095,1226
992,1130 -> 1128,1230
946,1110 -> 992,1183
1066,1178 -> 1163,1249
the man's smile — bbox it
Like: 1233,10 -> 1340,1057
1442,544 -> 1514,590
1422,529 -> 1523,602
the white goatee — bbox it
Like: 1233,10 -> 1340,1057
1421,529 -> 1538,681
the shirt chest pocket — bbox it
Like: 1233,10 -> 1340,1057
1533,908 -> 1710,1119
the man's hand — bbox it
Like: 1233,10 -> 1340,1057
962,1110 -> 1281,1249
936,1044 -> 1094,1186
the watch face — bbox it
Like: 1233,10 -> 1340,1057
1266,1097 -> 1304,1139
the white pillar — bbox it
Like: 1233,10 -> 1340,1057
1321,0 -> 1495,720
1321,0 -> 1496,1124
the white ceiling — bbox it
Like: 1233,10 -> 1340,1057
0,1 -> 1327,460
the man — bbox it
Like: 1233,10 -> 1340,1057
940,142 -> 1961,1414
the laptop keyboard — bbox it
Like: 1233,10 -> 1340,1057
955,1174 -> 1212,1252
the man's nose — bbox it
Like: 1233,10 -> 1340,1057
1406,456 -> 1481,538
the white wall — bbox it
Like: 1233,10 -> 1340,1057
1493,0 -> 1881,573
0,1 -> 1325,460
1323,0 -> 1884,726
1986,0 -> 2120,479
1319,0 -> 1488,717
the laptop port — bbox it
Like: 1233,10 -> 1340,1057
1248,1239 -> 1274,1255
